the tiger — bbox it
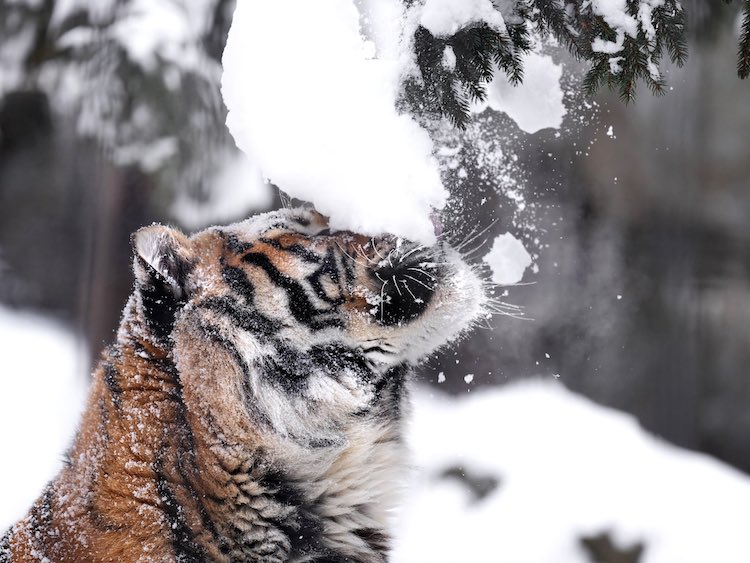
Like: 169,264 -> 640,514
0,207 -> 485,562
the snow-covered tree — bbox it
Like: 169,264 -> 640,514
0,0 -> 235,197
404,0 -> 750,128
1,0 -> 748,162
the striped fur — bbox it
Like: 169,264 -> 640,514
2,209 -> 484,562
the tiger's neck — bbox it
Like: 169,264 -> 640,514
6,306 -> 214,561
5,303 -> 406,562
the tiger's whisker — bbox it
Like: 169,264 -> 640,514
407,267 -> 436,280
398,245 -> 426,263
335,242 -> 369,269
460,237 -> 492,259
455,219 -> 498,251
403,274 -> 434,291
371,238 -> 387,262
401,280 -> 418,302
392,276 -> 402,296
355,244 -> 379,265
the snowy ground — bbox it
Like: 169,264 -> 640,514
0,306 -> 87,528
393,383 -> 750,562
2,307 -> 750,562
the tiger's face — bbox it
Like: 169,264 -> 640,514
131,208 -> 484,447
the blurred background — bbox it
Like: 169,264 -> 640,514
1,0 -> 750,560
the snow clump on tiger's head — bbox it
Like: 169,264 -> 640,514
129,207 -> 485,453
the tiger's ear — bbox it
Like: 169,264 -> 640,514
132,224 -> 194,299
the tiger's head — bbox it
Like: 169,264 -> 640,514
129,207 -> 484,451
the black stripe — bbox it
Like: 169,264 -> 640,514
259,468 -> 325,558
261,341 -> 372,396
373,364 -> 406,396
173,459 -> 228,556
221,265 -> 257,303
261,341 -> 313,394
362,345 -> 394,355
260,237 -> 321,263
102,362 -> 122,407
0,526 -> 12,563
221,231 -> 254,254
309,343 -> 371,380
353,527 -> 390,554
293,215 -> 311,227
169,430 -> 228,555
243,252 -> 341,330
154,457 -> 207,563
368,363 -> 409,420
198,294 -> 279,340
340,252 -> 356,286
97,397 -> 112,443
307,248 -> 345,306
137,257 -> 185,343
308,554 -> 358,563
25,485 -> 55,560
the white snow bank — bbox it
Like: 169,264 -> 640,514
222,0 -> 446,244
0,307 -> 87,530
393,381 -> 750,563
483,232 -> 533,285
479,51 -> 567,134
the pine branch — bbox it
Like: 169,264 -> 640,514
403,0 -> 690,127
408,10 -> 533,128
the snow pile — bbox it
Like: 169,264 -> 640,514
420,0 -> 507,36
483,232 -> 533,285
0,307 -> 87,529
222,0 -> 445,244
222,0 -> 570,244
393,381 -> 750,563
478,51 -> 567,134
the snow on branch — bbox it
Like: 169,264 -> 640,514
403,0 -> 688,127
